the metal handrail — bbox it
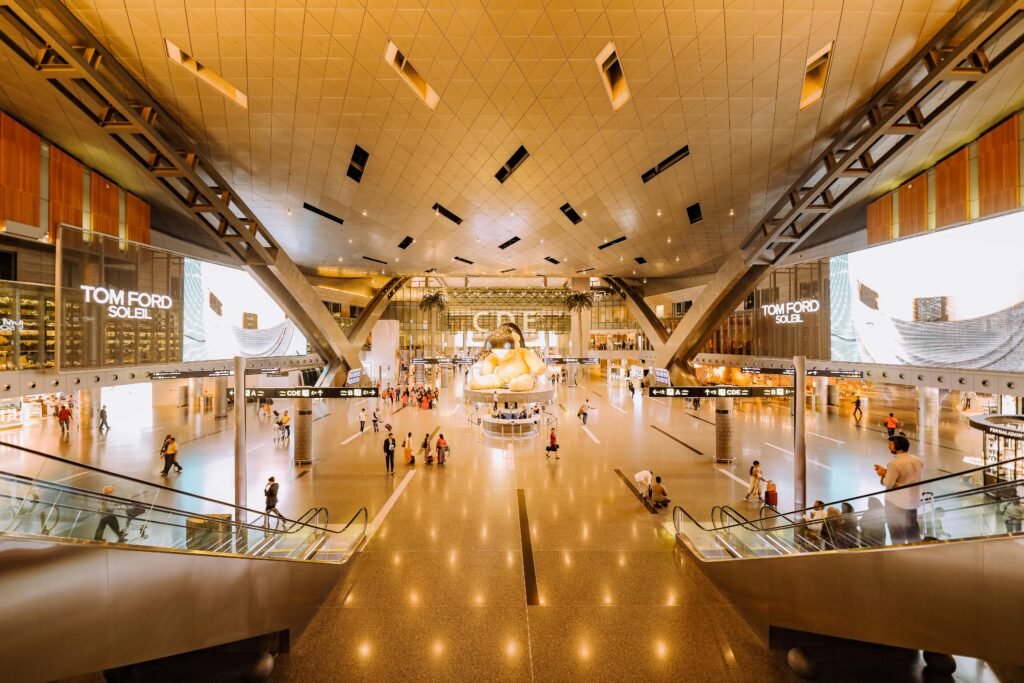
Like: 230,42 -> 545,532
677,454 -> 1024,535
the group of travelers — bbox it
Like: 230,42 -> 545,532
381,384 -> 439,411
382,431 -> 449,474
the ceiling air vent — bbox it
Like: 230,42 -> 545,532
384,41 -> 440,111
544,256 -> 560,265
303,202 -> 344,226
498,236 -> 521,250
500,268 -> 516,274
559,203 -> 583,225
800,42 -> 833,110
686,203 -> 703,224
495,145 -> 530,184
641,145 -> 690,183
432,202 -> 463,225
595,42 -> 631,112
576,267 -> 595,274
453,256 -> 474,265
598,236 -> 627,250
424,268 -> 437,273
346,145 -> 369,183
634,256 -> 647,265
363,256 -> 387,265
397,236 -> 414,250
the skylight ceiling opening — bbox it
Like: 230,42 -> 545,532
559,203 -> 583,225
384,41 -> 440,111
641,145 -> 690,183
800,42 -> 833,110
432,203 -> 463,225
495,145 -> 530,184
595,42 -> 631,112
165,39 -> 247,109
347,145 -> 369,183
598,236 -> 627,250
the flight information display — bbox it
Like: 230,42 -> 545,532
648,386 -> 795,398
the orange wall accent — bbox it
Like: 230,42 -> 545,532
866,194 -> 892,244
49,147 -> 84,241
934,148 -> 969,229
90,172 -> 120,236
0,113 -> 40,228
125,193 -> 150,244
897,173 -> 928,237
978,117 -> 1020,217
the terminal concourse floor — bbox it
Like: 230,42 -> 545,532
8,377 -> 1016,681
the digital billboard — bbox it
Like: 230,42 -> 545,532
830,213 -> 1024,371
183,259 -> 307,361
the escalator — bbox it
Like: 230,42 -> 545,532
0,442 -> 367,681
673,458 -> 1024,668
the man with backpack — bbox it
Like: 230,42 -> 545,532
883,413 -> 901,437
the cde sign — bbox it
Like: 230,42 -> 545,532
80,285 -> 174,320
761,299 -> 820,324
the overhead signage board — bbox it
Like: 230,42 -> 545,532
412,358 -> 453,365
150,367 -> 290,380
648,386 -> 795,398
346,368 -> 362,385
740,366 -> 863,379
544,357 -> 599,365
242,386 -> 379,399
453,358 -> 475,365
654,368 -> 670,385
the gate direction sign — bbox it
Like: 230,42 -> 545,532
740,366 -> 863,379
233,386 -> 379,399
544,357 -> 599,365
648,386 -> 795,398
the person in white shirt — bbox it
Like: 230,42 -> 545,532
879,435 -> 923,544
359,408 -> 367,434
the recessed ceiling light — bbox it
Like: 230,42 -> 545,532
656,209 -> 662,217
286,207 -> 291,215
362,209 -> 367,216
338,257 -> 344,262
667,237 -> 671,243
348,239 -> 353,244
582,210 -> 587,217
675,256 -> 680,261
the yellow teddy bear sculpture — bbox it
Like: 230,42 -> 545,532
469,323 -> 547,392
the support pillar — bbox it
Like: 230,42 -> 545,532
233,357 -> 246,525
793,356 -> 807,512
918,386 -> 940,429
188,378 -> 204,411
293,396 -> 313,465
77,388 -> 98,430
440,366 -> 449,388
815,377 -> 828,411
567,364 -> 577,387
214,376 -> 229,419
714,396 -> 734,463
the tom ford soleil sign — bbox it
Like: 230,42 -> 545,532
80,285 -> 174,320
761,299 -> 820,324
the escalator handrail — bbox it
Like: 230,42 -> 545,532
673,453 -> 1024,534
0,440 -> 328,530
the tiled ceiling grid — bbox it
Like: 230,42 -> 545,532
5,0 -> 1016,281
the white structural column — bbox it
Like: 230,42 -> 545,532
233,356 -> 247,524
77,388 -> 98,430
214,376 -> 229,418
815,377 -> 828,411
188,378 -> 204,410
793,356 -> 807,512
918,386 -> 940,429
714,397 -> 735,463
293,396 -> 313,465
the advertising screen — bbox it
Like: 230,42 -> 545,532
830,214 -> 1024,371
183,259 -> 307,361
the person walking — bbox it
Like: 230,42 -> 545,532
1000,496 -> 1023,533
493,390 -> 499,412
159,436 -> 182,475
359,408 -> 367,434
264,477 -> 285,528
744,460 -> 766,501
627,380 -> 635,398
383,432 -> 396,475
878,434 -> 923,544
578,399 -> 590,426
883,413 -> 901,437
98,405 -> 110,432
372,408 -> 381,432
280,410 -> 291,438
853,396 -> 863,421
403,431 -> 415,465
93,485 -> 123,541
57,404 -> 72,434
421,432 -> 433,464
436,433 -> 449,465
546,428 -> 560,460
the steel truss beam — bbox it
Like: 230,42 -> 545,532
660,0 -> 1024,372
0,0 -> 362,371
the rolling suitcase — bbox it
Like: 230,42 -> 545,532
764,481 -> 778,507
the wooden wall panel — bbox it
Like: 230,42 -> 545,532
934,148 -> 969,229
866,194 -> 892,244
49,147 -> 83,241
90,172 -> 119,236
897,172 -> 928,237
125,193 -> 150,244
0,113 -> 40,227
978,117 -> 1020,217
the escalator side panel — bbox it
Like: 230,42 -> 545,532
0,535 -> 342,682
679,534 -> 1024,665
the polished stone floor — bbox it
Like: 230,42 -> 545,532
6,376 -> 1018,681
